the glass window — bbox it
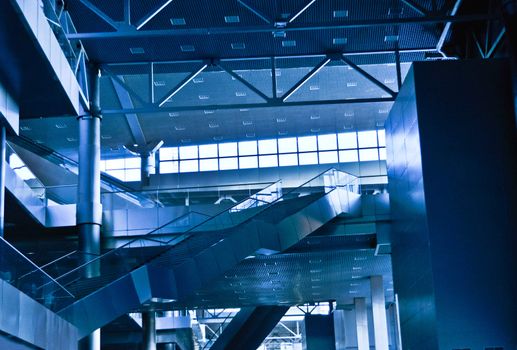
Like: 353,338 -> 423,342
318,134 -> 337,151
100,161 -> 106,172
160,161 -> 179,173
358,130 -> 378,148
298,136 -> 317,152
125,169 -> 141,182
160,147 -> 179,161
359,148 -> 379,161
318,151 -> 338,164
200,158 -> 218,171
199,144 -> 218,158
219,157 -> 238,170
238,141 -> 257,156
179,146 -> 198,159
239,156 -> 258,169
339,150 -> 358,163
219,142 -> 238,157
259,155 -> 278,168
379,148 -> 387,160
125,157 -> 140,168
105,158 -> 125,170
106,169 -> 125,181
9,154 -> 24,168
338,132 -> 357,149
378,130 -> 386,147
180,159 -> 198,172
299,152 -> 318,165
279,154 -> 298,167
258,139 -> 277,154
278,137 -> 297,153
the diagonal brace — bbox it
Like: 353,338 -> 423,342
237,0 -> 271,24
341,55 -> 397,97
289,0 -> 318,23
282,57 -> 331,101
103,67 -> 150,107
217,63 -> 271,102
157,64 -> 208,107
400,0 -> 429,16
136,0 -> 175,30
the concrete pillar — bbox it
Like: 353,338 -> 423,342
76,66 -> 102,350
142,311 -> 157,350
354,298 -> 369,350
140,153 -> 153,186
0,126 -> 5,237
371,275 -> 389,350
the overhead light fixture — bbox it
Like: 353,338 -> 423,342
193,77 -> 204,83
311,128 -> 320,133
344,111 -> 354,117
204,110 -> 215,114
276,117 -> 287,123
246,133 -> 255,138
150,297 -> 176,303
273,31 -> 287,38
130,47 -> 145,54
310,115 -> 320,120
180,138 -> 191,143
224,15 -> 240,23
66,137 -> 77,142
282,40 -> 296,47
101,135 -> 112,140
198,94 -> 210,100
347,82 -> 358,87
235,91 -> 247,97
333,10 -> 349,18
20,126 -> 31,131
170,18 -> 186,25
169,112 -> 180,117
333,37 -> 348,45
378,108 -> 389,114
309,85 -> 320,91
174,126 -> 186,131
384,35 -> 399,42
153,81 -> 166,86
55,123 -> 68,129
231,42 -> 246,50
208,122 -> 219,128
242,120 -> 253,126
180,45 -> 195,52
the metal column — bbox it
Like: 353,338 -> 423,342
140,153 -> 153,186
371,275 -> 389,350
77,66 -> 102,350
142,311 -> 157,350
0,126 -> 5,237
354,298 -> 370,350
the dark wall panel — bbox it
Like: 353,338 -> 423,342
387,59 -> 517,350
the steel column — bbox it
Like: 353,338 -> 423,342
0,126 -> 5,237
354,298 -> 370,350
141,153 -> 153,186
142,311 -> 157,350
79,329 -> 100,350
77,66 -> 102,350
370,275 -> 389,350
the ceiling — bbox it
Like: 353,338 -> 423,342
18,0 -> 456,159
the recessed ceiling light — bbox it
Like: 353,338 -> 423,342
310,115 -> 320,120
281,40 -> 296,47
384,35 -> 399,42
193,77 -> 204,83
242,120 -> 253,126
347,82 -> 358,87
180,45 -> 195,52
378,108 -> 389,114
224,15 -> 240,23
270,70 -> 281,77
376,121 -> 385,127
174,126 -> 186,131
170,18 -> 186,25
273,31 -> 286,38
180,138 -> 191,143
239,108 -> 249,112
344,124 -> 354,130
169,112 -> 180,117
66,137 -> 77,142
153,81 -> 166,86
204,110 -> 215,114
309,85 -> 320,91
231,42 -> 246,50
276,89 -> 284,94
130,47 -> 145,54
311,128 -> 320,133
198,94 -> 210,100
235,91 -> 247,97
333,37 -> 348,45
354,256 -> 367,261
20,126 -> 31,131
213,136 -> 223,141
344,111 -> 354,117
208,122 -> 219,128
278,131 -> 288,136
348,290 -> 358,294
55,123 -> 67,129
350,282 -> 360,286
101,135 -> 112,139
246,133 -> 255,138
276,117 -> 287,123
333,10 -> 349,18
109,145 -> 119,151
384,78 -> 396,84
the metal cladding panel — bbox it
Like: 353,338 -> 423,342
0,83 -> 19,134
1,280 -> 21,336
147,266 -> 178,300
256,221 -> 282,251
193,246 -> 222,283
172,258 -> 203,298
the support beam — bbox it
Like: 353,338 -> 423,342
158,64 -> 208,107
237,0 -> 271,24
341,55 -> 397,97
136,0 -> 175,30
142,311 -> 157,350
354,298 -> 370,350
282,58 -> 331,101
370,276 -> 389,350
289,0 -> 317,23
217,63 -> 271,101
78,0 -> 119,30
66,14 -> 494,40
400,0 -> 429,16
